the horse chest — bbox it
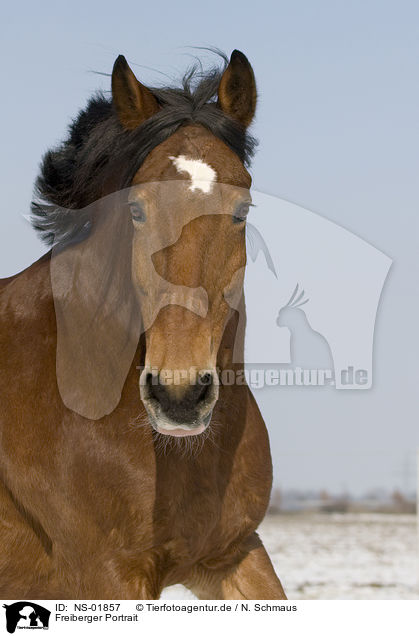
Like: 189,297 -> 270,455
63,433 -> 266,571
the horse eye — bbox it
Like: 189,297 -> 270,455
129,201 -> 146,223
233,202 -> 251,224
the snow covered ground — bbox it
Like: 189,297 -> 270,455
162,513 -> 419,600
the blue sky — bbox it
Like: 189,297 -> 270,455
1,0 -> 418,493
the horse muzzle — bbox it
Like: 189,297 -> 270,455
139,368 -> 219,436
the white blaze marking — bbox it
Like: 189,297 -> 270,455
169,155 -> 216,193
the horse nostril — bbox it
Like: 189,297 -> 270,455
197,372 -> 212,402
199,372 -> 212,386
145,372 -> 171,411
145,372 -> 156,399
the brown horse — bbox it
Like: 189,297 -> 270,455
0,50 -> 286,599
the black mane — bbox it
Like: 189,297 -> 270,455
31,57 -> 257,246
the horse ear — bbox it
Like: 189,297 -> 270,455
217,50 -> 257,127
112,55 -> 160,130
